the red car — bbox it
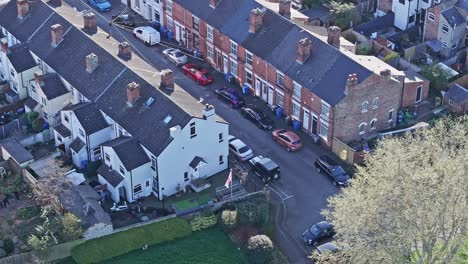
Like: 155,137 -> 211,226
182,64 -> 214,85
272,129 -> 303,152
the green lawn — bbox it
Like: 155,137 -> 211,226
173,193 -> 212,211
100,228 -> 248,264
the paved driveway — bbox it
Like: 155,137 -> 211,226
58,1 -> 340,262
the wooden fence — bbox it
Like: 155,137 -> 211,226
332,137 -> 359,165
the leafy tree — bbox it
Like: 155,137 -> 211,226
315,117 -> 468,264
247,234 -> 274,264
237,200 -> 269,229
421,64 -> 452,93
28,206 -> 62,251
329,1 -> 361,29
25,112 -> 39,125
2,238 -> 14,254
31,117 -> 44,132
303,0 -> 330,8
61,213 -> 83,241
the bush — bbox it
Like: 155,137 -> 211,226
221,210 -> 238,227
32,117 -> 45,132
237,200 -> 270,229
2,238 -> 14,254
0,248 -> 6,258
190,214 -> 217,231
17,205 -> 41,220
26,112 -> 39,125
61,213 -> 83,241
71,218 -> 192,264
247,234 -> 274,264
382,52 -> 399,63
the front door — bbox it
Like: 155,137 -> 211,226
147,5 -> 152,20
415,85 -> 422,103
175,24 -> 181,42
223,55 -> 229,73
312,115 -> 318,135
118,186 -> 126,202
255,79 -> 261,97
261,82 -> 268,102
303,108 -> 310,131
267,86 -> 274,106
216,50 -> 222,70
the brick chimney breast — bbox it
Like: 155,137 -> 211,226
160,69 -> 174,89
249,8 -> 266,33
0,39 -> 8,54
327,26 -> 341,48
209,0 -> 218,8
83,12 -> 97,32
85,53 -> 99,73
279,0 -> 291,19
50,24 -> 64,47
118,42 -> 132,60
34,71 -> 44,86
296,38 -> 312,64
126,82 -> 141,106
16,0 -> 29,19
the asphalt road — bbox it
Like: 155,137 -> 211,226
59,1 -> 340,262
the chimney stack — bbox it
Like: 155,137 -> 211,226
83,12 -> 97,32
126,82 -> 141,106
327,26 -> 341,48
16,0 -> 29,19
85,53 -> 99,73
203,104 -> 215,121
380,69 -> 391,78
118,42 -> 132,60
249,8 -> 266,33
170,125 -> 181,138
279,0 -> 291,19
345,73 -> 358,95
0,38 -> 8,54
34,71 -> 44,86
296,38 -> 312,64
50,24 -> 64,47
209,0 -> 218,8
160,69 -> 174,90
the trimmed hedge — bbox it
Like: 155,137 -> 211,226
71,218 -> 191,264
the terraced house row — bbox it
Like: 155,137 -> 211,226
148,0 -> 427,148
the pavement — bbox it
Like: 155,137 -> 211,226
55,1 -> 341,263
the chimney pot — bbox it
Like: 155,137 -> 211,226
16,0 -> 29,19
327,26 -> 341,48
126,82 -> 141,106
203,104 -> 215,120
86,53 -> 99,73
50,24 -> 64,47
209,0 -> 218,8
34,71 -> 44,86
118,42 -> 132,60
296,38 -> 312,64
249,8 -> 266,33
160,69 -> 174,89
83,12 -> 97,32
279,0 -> 291,19
170,125 -> 182,138
0,39 -> 8,54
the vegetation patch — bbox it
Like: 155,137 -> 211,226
16,205 -> 41,220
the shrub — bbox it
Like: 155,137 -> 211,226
221,210 -> 238,227
382,52 -> 399,63
26,112 -> 39,125
17,205 -> 41,220
71,217 -> 191,264
2,238 -> 14,254
61,213 -> 83,241
32,117 -> 45,132
190,214 -> 218,231
237,200 -> 269,229
247,234 -> 274,264
0,248 -> 6,258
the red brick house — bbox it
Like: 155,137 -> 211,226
443,84 -> 468,114
164,0 -> 405,147
401,71 -> 430,107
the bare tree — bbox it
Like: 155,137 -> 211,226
314,117 -> 468,264
33,159 -> 72,210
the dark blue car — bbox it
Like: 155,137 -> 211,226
215,88 -> 245,108
302,221 -> 335,246
88,0 -> 111,12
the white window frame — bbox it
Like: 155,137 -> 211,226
245,51 -> 253,66
388,109 -> 394,123
358,122 -> 367,135
441,24 -> 449,34
321,101 -> 330,121
448,99 -> 455,105
79,128 -> 85,138
319,120 -> 329,141
372,97 -> 379,109
245,68 -> 252,86
230,59 -> 238,77
428,12 -> 435,21
166,15 -> 174,30
276,89 -> 284,108
361,101 -> 369,112
230,41 -> 237,57
192,15 -> 199,32
166,0 -> 172,14
293,81 -> 301,100
292,100 -> 301,120
276,71 -> 285,88
207,43 -> 214,61
207,26 -> 213,42
370,118 -> 377,130
133,184 -> 142,195
442,41 -> 448,48
451,42 -> 457,49
219,155 -> 224,165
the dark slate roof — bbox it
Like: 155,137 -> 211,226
97,70 -> 191,155
66,103 -> 109,135
69,137 -> 85,152
189,156 -> 206,169
456,0 -> 468,11
445,84 -> 468,104
355,12 -> 395,37
40,73 -> 69,100
442,7 -> 465,27
24,97 -> 38,110
0,138 -> 34,164
7,43 -> 37,72
173,0 -> 372,105
301,6 -> 331,22
54,123 -> 71,137
97,163 -> 124,188
102,137 -> 150,171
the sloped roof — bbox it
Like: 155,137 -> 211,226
97,163 -> 124,188
65,103 -> 109,135
355,12 -> 395,37
0,138 -> 33,164
7,43 -> 37,72
173,0 -> 372,105
301,6 -> 331,22
456,0 -> 468,11
54,123 -> 71,138
442,7 -> 465,27
69,137 -> 85,152
102,137 -> 150,171
189,156 -> 206,169
445,84 -> 468,104
40,73 -> 69,100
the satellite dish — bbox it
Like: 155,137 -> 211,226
371,32 -> 377,39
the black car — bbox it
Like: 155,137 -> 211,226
111,13 -> 137,27
241,106 -> 273,130
215,88 -> 245,108
302,221 -> 335,246
314,156 -> 350,187
249,155 -> 280,183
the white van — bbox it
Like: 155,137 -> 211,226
133,26 -> 160,46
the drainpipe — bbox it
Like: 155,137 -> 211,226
406,0 -> 412,29
450,24 -> 456,56
130,170 -> 134,202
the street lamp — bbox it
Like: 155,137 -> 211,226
161,187 -> 165,214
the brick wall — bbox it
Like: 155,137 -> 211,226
443,96 -> 468,114
401,79 -> 429,107
424,5 -> 441,41
333,73 -> 402,143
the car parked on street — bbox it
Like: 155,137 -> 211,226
214,88 -> 245,108
249,155 -> 280,183
112,13 -> 136,27
88,0 -> 111,12
302,221 -> 335,246
162,48 -> 188,66
240,106 -> 273,130
314,156 -> 350,187
228,135 -> 254,161
182,64 -> 214,85
133,26 -> 160,46
272,129 -> 303,152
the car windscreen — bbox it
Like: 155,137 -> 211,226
238,146 -> 250,154
332,167 -> 346,176
292,140 -> 301,145
309,226 -> 322,236
96,0 -> 107,3
174,52 -> 184,57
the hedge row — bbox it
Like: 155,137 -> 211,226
71,218 -> 192,264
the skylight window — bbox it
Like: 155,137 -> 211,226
163,115 -> 173,125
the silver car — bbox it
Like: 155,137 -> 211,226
162,48 -> 188,66
228,135 -> 254,161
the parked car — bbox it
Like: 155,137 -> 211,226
241,106 -> 273,130
272,129 -> 303,152
88,0 -> 111,12
249,155 -> 280,183
112,13 -> 136,27
182,64 -> 214,85
228,135 -> 254,161
162,48 -> 188,66
302,221 -> 335,246
314,156 -> 350,187
214,88 -> 245,108
133,26 -> 160,46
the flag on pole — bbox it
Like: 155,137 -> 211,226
224,169 -> 233,188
